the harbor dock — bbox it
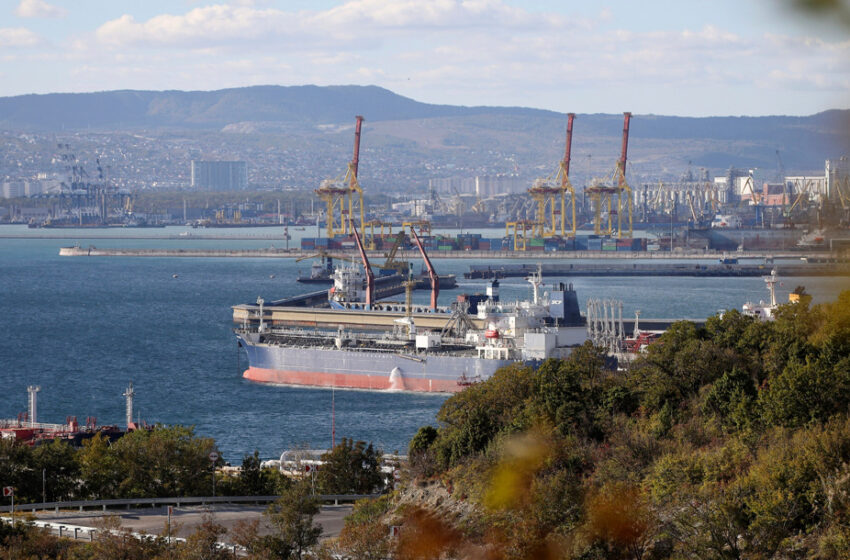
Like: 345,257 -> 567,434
465,262 -> 850,278
59,245 -> 841,262
58,246 -> 849,277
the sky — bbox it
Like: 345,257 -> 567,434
1,0 -> 849,116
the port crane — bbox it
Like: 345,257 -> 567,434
350,222 -> 374,308
529,113 -> 577,238
586,112 -> 633,238
378,231 -> 411,276
409,226 -> 439,310
316,116 -> 366,238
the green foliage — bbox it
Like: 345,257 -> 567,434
702,366 -> 757,431
533,344 -> 605,437
409,425 -> 440,478
399,290 -> 850,559
337,496 -> 393,560
316,438 -> 384,495
108,424 -> 218,498
759,356 -> 850,427
181,513 -> 235,560
433,363 -> 535,469
78,433 -> 123,500
264,481 -> 323,560
408,426 -> 437,455
238,450 -> 276,496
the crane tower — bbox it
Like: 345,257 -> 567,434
586,112 -> 633,238
529,113 -> 577,238
316,116 -> 366,238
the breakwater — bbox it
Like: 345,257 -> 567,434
58,245 -> 835,262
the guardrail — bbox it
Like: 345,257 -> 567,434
1,517 -> 241,554
0,494 -> 378,514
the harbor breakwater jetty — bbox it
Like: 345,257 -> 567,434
58,245 -> 850,277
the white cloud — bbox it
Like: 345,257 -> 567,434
0,27 -> 42,48
95,6 -> 288,47
93,1 -> 579,49
15,0 -> 68,19
9,1 -> 847,114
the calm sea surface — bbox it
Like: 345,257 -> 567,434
1,225 -> 846,462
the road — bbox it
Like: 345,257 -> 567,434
35,504 -> 352,540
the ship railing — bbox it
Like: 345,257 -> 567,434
0,420 -> 70,431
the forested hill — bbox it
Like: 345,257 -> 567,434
399,291 -> 850,558
0,85 -> 847,173
0,85 -> 542,129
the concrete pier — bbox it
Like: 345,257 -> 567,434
58,245 -> 840,263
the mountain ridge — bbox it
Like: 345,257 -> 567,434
0,85 -> 847,175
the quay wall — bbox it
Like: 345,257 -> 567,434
59,246 -> 835,261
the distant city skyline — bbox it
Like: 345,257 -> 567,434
1,0 -> 848,117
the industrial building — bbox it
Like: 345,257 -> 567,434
190,160 -> 247,191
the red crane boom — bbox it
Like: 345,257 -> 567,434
618,112 -> 632,186
351,115 -> 364,184
351,222 -> 374,308
562,112 -> 575,180
409,227 -> 439,310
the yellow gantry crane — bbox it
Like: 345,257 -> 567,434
586,112 -> 633,238
315,115 -> 366,238
529,113 -> 577,238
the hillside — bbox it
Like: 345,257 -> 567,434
0,85 -> 847,178
386,292 -> 850,558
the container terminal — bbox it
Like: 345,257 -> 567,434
19,109 -> 850,261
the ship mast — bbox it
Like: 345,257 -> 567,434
766,269 -> 778,307
27,385 -> 40,426
123,382 -> 135,430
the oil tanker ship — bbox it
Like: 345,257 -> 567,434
234,227 -> 587,393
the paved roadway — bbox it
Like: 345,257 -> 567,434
35,504 -> 352,540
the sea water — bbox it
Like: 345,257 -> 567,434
0,225 -> 845,462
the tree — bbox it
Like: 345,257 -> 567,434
180,512 -> 235,560
0,439 -> 35,502
239,450 -> 275,496
433,363 -> 536,469
337,496 -> 393,560
316,438 -> 384,495
409,426 -> 439,478
78,432 -> 123,499
263,481 -> 323,560
110,425 -> 218,497
32,439 -> 80,502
